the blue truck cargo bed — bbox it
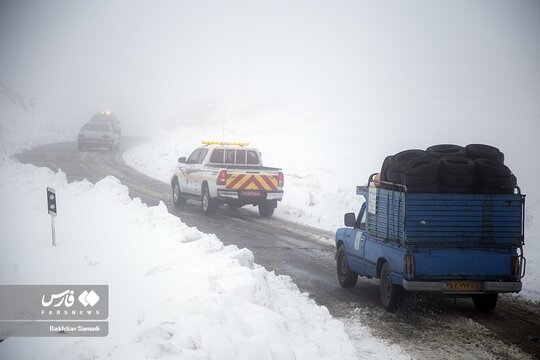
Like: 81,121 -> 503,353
335,175 -> 526,312
369,189 -> 524,246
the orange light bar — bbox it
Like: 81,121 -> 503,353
202,141 -> 249,147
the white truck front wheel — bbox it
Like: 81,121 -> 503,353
172,181 -> 186,207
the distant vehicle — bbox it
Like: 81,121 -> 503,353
90,111 -> 121,137
78,122 -> 120,152
170,141 -> 284,216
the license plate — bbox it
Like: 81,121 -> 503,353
240,191 -> 261,197
443,281 -> 481,292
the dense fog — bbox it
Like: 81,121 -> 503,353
1,0 -> 539,191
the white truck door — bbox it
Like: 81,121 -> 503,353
190,148 -> 208,195
182,148 -> 202,194
184,148 -> 208,195
176,160 -> 189,193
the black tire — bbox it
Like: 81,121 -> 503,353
466,144 -> 504,163
402,173 -> 438,187
481,174 -> 517,189
389,149 -> 426,168
172,179 -> 186,207
472,293 -> 498,312
475,159 -> 512,177
476,185 -> 515,194
337,245 -> 358,288
387,167 -> 404,184
388,163 -> 424,185
258,201 -> 275,217
381,155 -> 393,182
440,185 -> 475,194
379,262 -> 403,312
387,150 -> 427,185
406,184 -> 439,193
403,157 -> 440,176
202,185 -> 218,214
440,173 -> 476,187
440,156 -> 476,175
426,144 -> 466,158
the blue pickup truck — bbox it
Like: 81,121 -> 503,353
335,173 -> 526,312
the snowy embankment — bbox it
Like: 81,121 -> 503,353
123,103 -> 540,304
0,162 -> 363,359
0,97 -> 407,359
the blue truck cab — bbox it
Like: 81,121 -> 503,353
335,173 -> 526,312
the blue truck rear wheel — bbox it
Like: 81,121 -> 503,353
380,262 -> 403,312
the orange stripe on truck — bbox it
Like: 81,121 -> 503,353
226,174 -> 278,191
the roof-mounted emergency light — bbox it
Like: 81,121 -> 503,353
202,141 -> 249,147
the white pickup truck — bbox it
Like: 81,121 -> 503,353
170,142 -> 284,216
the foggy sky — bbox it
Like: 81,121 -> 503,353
1,0 -> 539,142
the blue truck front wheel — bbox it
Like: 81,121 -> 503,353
337,245 -> 358,288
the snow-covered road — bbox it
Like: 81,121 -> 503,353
12,138 -> 540,359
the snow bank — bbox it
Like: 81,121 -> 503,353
0,160 -> 375,359
123,102 -> 540,303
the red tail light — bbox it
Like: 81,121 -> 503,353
404,255 -> 415,276
277,172 -> 284,187
511,256 -> 520,277
217,170 -> 227,186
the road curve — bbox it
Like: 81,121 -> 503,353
16,137 -> 540,359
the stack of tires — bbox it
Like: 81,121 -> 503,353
379,144 -> 517,194
401,154 -> 440,193
439,156 -> 476,194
